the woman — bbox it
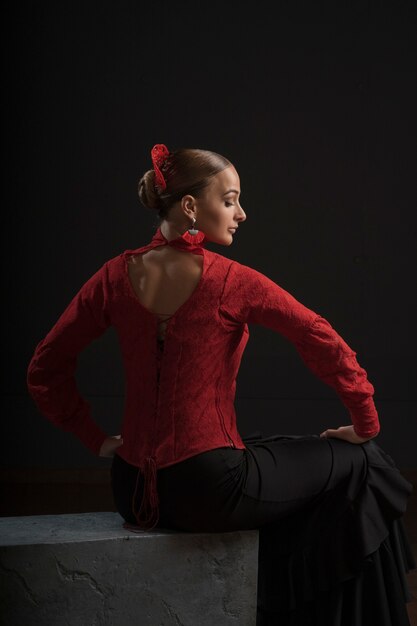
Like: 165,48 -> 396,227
27,143 -> 415,625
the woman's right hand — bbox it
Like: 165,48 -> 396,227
319,425 -> 378,444
99,434 -> 124,458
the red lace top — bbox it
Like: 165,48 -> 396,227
27,226 -> 380,530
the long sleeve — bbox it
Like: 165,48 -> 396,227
27,263 -> 112,455
221,262 -> 380,438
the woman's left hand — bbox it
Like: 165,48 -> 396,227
99,434 -> 124,458
319,425 -> 375,444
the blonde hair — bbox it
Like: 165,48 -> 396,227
138,147 -> 232,220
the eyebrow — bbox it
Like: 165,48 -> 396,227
222,189 -> 240,196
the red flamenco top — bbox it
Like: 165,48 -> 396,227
27,226 -> 380,530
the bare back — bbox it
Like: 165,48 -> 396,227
127,247 -> 204,341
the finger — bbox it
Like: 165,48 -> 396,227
320,429 -> 337,438
322,429 -> 343,439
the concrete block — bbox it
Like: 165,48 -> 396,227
0,512 -> 258,626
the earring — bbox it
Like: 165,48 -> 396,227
188,217 -> 199,236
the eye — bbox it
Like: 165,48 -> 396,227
225,201 -> 234,207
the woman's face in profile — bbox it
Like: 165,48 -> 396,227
193,165 -> 247,246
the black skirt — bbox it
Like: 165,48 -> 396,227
111,432 -> 416,626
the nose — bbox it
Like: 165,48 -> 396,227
237,203 -> 247,222
235,202 -> 246,222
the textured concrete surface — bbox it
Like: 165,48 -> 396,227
0,512 -> 259,626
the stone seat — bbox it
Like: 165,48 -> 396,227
0,511 -> 259,626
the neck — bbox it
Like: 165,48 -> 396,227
159,221 -> 191,243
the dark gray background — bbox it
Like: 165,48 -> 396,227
2,1 -> 416,469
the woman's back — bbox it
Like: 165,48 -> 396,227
127,246 -> 204,341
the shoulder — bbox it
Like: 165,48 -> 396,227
202,249 -> 276,291
77,252 -> 128,295
205,249 -> 263,275
222,255 -> 271,285
205,252 -> 274,305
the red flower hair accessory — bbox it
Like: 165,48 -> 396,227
151,144 -> 170,191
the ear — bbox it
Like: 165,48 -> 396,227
180,194 -> 197,218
